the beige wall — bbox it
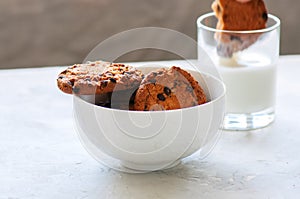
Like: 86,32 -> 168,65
0,0 -> 298,69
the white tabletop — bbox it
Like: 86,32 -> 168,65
0,56 -> 300,199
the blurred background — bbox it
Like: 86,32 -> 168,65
0,0 -> 298,69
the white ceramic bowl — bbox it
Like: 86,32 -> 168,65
73,66 -> 225,172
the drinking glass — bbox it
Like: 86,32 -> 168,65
197,13 -> 280,131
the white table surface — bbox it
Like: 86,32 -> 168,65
0,56 -> 300,199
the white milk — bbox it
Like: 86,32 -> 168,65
217,53 -> 276,114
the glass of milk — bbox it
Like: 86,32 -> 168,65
197,13 -> 280,131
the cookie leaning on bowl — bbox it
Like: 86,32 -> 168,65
211,0 -> 268,57
133,66 -> 207,111
57,60 -> 144,95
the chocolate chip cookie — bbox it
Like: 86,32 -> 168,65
57,60 -> 143,95
211,0 -> 268,57
133,66 -> 207,111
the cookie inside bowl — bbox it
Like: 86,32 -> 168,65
79,65 -> 212,111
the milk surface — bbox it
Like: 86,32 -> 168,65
217,53 -> 276,114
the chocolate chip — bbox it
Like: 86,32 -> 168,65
67,78 -> 76,86
152,72 -> 157,77
110,78 -> 117,83
58,76 -> 64,79
163,87 -> 171,96
92,77 -> 99,81
217,5 -> 221,12
85,78 -> 91,81
100,80 -> 108,88
262,12 -> 268,21
144,104 -> 149,111
157,93 -> 166,101
72,86 -> 80,94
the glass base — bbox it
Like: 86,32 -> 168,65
222,108 -> 275,131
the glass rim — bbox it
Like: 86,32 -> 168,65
197,12 -> 280,34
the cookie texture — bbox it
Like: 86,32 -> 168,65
57,60 -> 143,95
133,66 -> 207,111
212,0 -> 268,57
